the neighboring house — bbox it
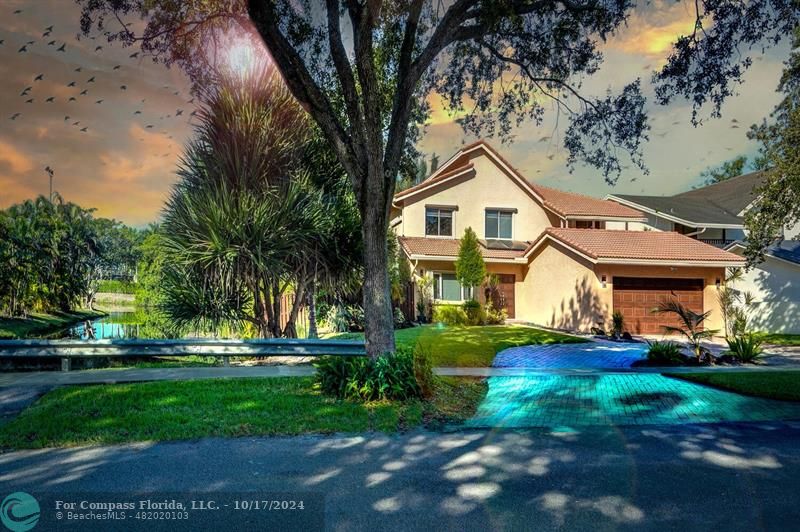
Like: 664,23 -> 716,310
608,171 -> 768,247
726,241 -> 800,334
391,140 -> 744,334
607,172 -> 800,334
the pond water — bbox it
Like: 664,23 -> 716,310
55,312 -> 143,340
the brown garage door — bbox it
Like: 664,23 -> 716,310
612,277 -> 704,335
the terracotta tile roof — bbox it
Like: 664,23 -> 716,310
399,236 -> 526,260
529,184 -> 645,219
534,228 -> 745,263
393,139 -> 644,219
394,163 -> 475,200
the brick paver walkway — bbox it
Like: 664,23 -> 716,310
492,339 -> 648,369
465,374 -> 800,428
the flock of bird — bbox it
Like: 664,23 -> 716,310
4,7 -> 194,152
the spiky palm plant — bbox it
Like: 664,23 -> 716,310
655,300 -> 719,363
160,59 -> 360,338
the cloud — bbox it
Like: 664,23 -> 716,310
609,4 -> 697,58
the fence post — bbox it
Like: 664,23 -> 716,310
61,357 -> 71,372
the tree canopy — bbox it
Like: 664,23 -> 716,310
454,227 -> 486,298
78,0 -> 800,355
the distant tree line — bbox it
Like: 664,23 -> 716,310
0,194 -> 144,317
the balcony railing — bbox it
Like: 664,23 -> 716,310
697,238 -> 736,248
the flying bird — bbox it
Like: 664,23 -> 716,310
72,121 -> 80,126
731,125 -> 740,129
113,65 -> 120,70
538,136 -> 549,142
129,52 -> 139,58
80,89 -> 88,95
120,85 -> 127,90
45,25 -> 53,32
18,45 -> 28,53
57,43 -> 65,52
9,113 -> 20,120
731,118 -> 739,123
13,9 -> 22,14
64,116 -> 70,121
95,45 -> 103,52
187,98 -> 194,104
173,91 -> 179,96
20,87 -> 31,95
74,67 -> 82,72
34,74 -> 43,81
95,99 -> 103,104
0,39 -> 4,45
47,40 -> 56,46
67,81 -> 76,87
80,127 -> 88,132
43,31 -> 51,37
189,110 -> 197,117
68,97 -> 76,102
175,109 -> 183,116
46,97 -> 54,102
87,76 -> 95,83
25,98 -> 33,103
134,110 -> 142,115
145,125 -> 153,128
26,40 -> 34,45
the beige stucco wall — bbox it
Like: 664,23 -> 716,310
514,241 -> 727,333
728,253 -> 800,334
517,241 -> 606,331
397,154 -> 555,241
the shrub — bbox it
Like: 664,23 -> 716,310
646,340 -> 685,365
483,301 -> 507,325
393,307 -> 410,329
314,346 -> 430,401
324,304 -> 365,332
611,311 -> 625,336
462,299 -> 484,325
97,279 -> 137,294
432,304 -> 468,325
726,334 -> 764,363
413,343 -> 435,399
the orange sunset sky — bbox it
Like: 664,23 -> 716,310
0,0 -> 790,226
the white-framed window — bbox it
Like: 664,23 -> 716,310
485,209 -> 513,239
433,272 -> 473,301
425,207 -> 454,236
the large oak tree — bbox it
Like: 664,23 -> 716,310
80,0 -> 799,356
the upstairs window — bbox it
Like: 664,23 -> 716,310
485,209 -> 513,239
425,207 -> 453,236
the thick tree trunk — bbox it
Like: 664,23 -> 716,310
361,202 -> 396,358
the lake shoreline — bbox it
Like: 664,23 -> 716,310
0,309 -> 108,339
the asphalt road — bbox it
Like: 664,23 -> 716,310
3,422 -> 800,531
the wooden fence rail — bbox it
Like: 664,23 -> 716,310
0,338 -> 366,371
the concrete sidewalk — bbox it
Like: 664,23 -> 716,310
1,362 -> 798,388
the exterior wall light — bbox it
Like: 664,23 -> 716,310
601,275 -> 607,288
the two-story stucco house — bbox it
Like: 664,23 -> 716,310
391,141 -> 745,334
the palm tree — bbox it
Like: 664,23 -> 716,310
160,60 -> 355,338
655,300 -> 719,363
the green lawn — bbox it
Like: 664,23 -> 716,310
0,376 -> 487,449
0,309 -> 106,339
758,333 -> 800,346
331,324 -> 583,367
669,371 -> 800,402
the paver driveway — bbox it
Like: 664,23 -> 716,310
465,374 -> 800,428
492,340 -> 647,369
